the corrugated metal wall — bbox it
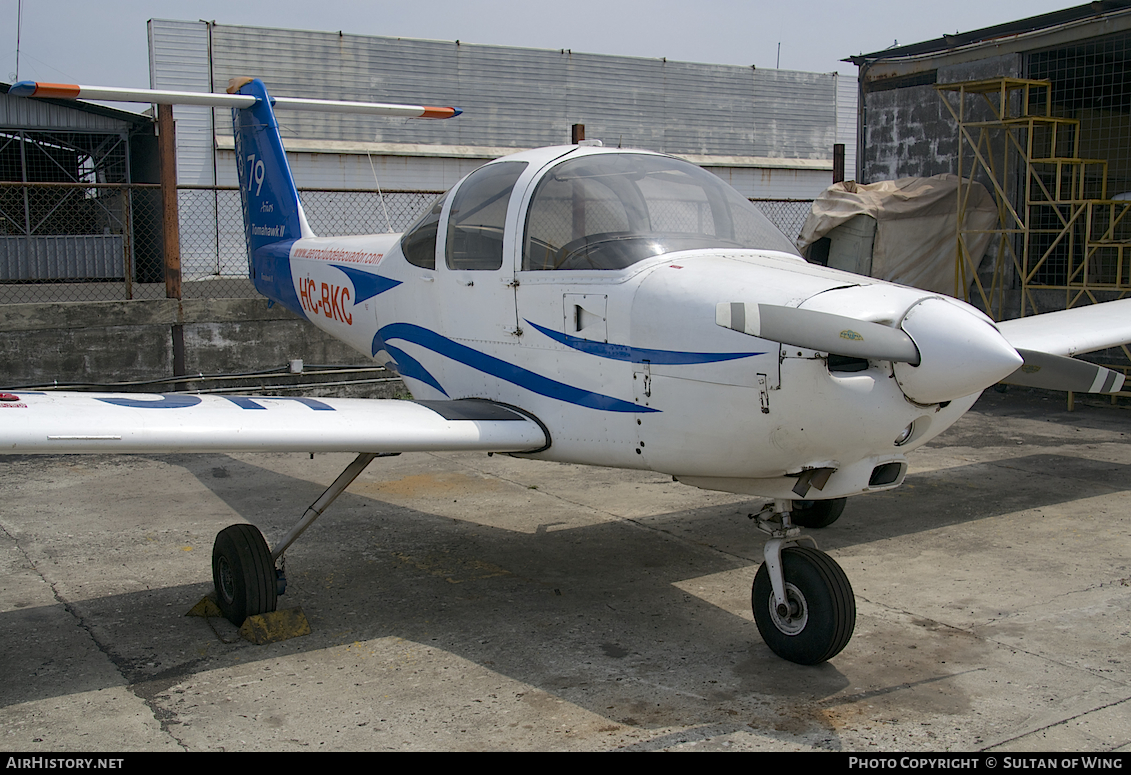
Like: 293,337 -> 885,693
201,23 -> 837,162
149,19 -> 218,275
148,19 -> 215,186
835,73 -> 858,180
149,20 -> 853,260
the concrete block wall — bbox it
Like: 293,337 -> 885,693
0,299 -> 399,396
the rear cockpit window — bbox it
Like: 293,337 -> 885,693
446,162 -> 527,270
400,193 -> 448,269
523,153 -> 799,270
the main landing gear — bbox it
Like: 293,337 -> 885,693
210,452 -> 390,626
750,500 -> 855,664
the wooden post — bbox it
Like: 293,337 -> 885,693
571,123 -> 585,144
158,103 -> 186,384
833,143 -> 846,184
158,103 -> 181,300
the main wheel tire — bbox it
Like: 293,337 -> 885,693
752,546 -> 855,664
212,523 -> 278,626
789,497 -> 847,529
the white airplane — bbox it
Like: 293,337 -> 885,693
5,78 -> 1131,665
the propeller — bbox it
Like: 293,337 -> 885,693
716,301 -> 1125,398
1006,350 -> 1126,394
715,302 -> 921,365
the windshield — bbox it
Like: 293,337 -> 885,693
523,153 -> 799,270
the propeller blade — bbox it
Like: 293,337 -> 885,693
716,302 -> 921,365
1005,350 -> 1126,393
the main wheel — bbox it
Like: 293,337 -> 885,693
212,524 -> 278,626
789,497 -> 847,528
752,546 -> 855,664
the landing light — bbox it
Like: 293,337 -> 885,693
894,422 -> 914,446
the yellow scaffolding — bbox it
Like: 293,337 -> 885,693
937,77 -> 1131,405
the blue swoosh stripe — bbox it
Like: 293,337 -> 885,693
97,395 -> 202,409
374,323 -> 656,413
384,343 -> 448,396
527,320 -> 763,363
331,264 -> 402,302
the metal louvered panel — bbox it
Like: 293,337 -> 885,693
752,69 -> 837,159
0,235 -> 124,280
204,25 -> 837,160
148,19 -> 215,187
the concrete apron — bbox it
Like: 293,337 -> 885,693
0,388 -> 1129,751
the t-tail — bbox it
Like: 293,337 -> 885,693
227,77 -> 314,314
7,77 -> 462,316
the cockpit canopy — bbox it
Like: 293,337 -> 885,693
523,153 -> 800,270
400,150 -> 800,272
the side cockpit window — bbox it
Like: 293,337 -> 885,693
445,161 -> 527,270
400,193 -> 448,269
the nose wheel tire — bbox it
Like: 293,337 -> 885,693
212,523 -> 278,626
752,546 -> 855,664
789,498 -> 846,529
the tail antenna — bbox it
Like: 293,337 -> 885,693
366,150 -> 394,233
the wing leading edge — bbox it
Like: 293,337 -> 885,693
0,393 -> 547,454
996,298 -> 1131,357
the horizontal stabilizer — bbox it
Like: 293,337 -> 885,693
716,302 -> 921,364
7,81 -> 461,119
1004,350 -> 1126,393
0,393 -> 546,454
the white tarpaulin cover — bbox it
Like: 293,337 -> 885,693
797,174 -> 998,296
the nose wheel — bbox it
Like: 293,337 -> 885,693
750,500 -> 856,664
752,545 -> 855,664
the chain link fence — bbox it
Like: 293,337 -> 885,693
0,184 -> 812,305
750,198 -> 814,245
0,182 -> 164,303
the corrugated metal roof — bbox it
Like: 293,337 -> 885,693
847,0 -> 1131,66
0,84 -> 147,131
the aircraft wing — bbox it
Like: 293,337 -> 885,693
0,392 -> 547,455
996,298 -> 1131,356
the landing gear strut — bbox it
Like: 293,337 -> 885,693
210,452 -> 392,626
750,499 -> 855,664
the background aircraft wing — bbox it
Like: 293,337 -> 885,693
996,298 -> 1131,356
1,392 -> 547,454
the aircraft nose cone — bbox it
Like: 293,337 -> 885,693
893,298 -> 1023,405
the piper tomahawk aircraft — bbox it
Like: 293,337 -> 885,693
6,78 -> 1131,665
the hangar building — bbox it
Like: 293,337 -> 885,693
147,19 -> 856,277
847,1 -> 1131,319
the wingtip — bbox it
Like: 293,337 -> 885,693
420,105 -> 462,119
8,81 -> 38,97
8,81 -> 80,99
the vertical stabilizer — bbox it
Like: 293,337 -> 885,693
230,77 -> 312,314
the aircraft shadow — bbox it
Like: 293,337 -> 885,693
3,442 -> 1127,746
0,452 -> 857,746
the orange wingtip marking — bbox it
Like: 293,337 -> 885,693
30,82 -> 81,99
419,106 -> 461,119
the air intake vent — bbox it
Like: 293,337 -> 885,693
869,462 -> 904,486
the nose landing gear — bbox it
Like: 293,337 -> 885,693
750,500 -> 855,664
